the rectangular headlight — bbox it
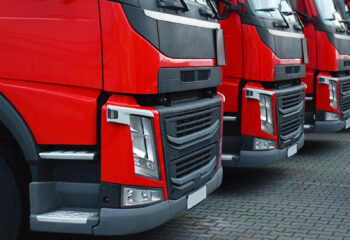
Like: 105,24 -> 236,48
130,115 -> 160,180
122,186 -> 164,207
253,138 -> 276,151
260,94 -> 275,135
329,80 -> 338,110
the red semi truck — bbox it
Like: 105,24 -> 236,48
290,0 -> 350,132
0,0 -> 228,238
217,0 -> 306,167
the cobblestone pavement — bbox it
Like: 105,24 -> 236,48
33,130 -> 350,240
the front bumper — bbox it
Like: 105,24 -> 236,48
222,135 -> 304,168
92,167 -> 223,236
305,120 -> 349,133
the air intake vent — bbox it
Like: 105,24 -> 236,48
285,66 -> 300,74
180,69 -> 211,82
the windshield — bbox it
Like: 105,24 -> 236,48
314,0 -> 346,28
248,0 -> 300,24
187,0 -> 209,7
345,1 -> 350,21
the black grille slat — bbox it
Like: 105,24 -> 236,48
175,152 -> 212,178
156,98 -> 222,200
276,87 -> 305,149
280,117 -> 302,136
340,78 -> 350,115
280,93 -> 303,110
176,121 -> 211,137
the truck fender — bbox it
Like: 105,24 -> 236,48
0,94 -> 39,162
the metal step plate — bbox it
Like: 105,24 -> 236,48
36,210 -> 98,224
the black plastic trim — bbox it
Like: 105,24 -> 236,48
122,3 -> 218,59
158,67 -> 221,93
0,94 -> 38,162
275,64 -> 306,81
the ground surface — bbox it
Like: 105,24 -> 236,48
31,130 -> 350,240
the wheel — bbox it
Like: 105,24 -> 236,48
0,152 -> 22,240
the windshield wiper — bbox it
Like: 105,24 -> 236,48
254,7 -> 277,12
324,17 -> 337,21
281,11 -> 294,16
158,0 -> 189,12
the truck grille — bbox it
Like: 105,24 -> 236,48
156,98 -> 221,200
340,78 -> 350,116
276,86 -> 305,149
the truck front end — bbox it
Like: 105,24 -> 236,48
30,0 -> 225,236
291,0 -> 350,132
220,0 -> 306,167
93,0 -> 225,235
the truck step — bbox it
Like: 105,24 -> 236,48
31,208 -> 99,234
36,209 -> 98,224
39,151 -> 96,160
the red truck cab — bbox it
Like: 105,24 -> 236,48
218,0 -> 306,167
290,0 -> 350,132
0,0 -> 226,238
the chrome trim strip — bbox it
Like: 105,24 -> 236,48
144,9 -> 220,29
222,154 -> 238,161
305,96 -> 313,101
107,105 -> 154,125
334,34 -> 350,40
268,29 -> 305,39
245,88 -> 273,100
39,151 -> 96,160
223,116 -> 237,122
319,76 -> 338,85
217,92 -> 226,103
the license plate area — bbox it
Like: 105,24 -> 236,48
287,144 -> 297,158
187,186 -> 207,209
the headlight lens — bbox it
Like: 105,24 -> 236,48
130,115 -> 160,180
253,138 -> 276,151
260,94 -> 275,135
329,80 -> 338,110
122,187 -> 164,207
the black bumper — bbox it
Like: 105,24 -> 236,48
305,120 -> 349,133
222,135 -> 304,168
92,167 -> 223,236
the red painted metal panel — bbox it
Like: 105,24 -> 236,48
0,79 -> 100,145
315,72 -> 341,114
100,95 -> 168,199
241,82 -> 278,143
242,25 -> 302,82
0,0 -> 103,90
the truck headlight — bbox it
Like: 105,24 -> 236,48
122,186 -> 163,207
260,94 -> 275,135
253,138 -> 276,151
130,116 -> 160,180
329,80 -> 338,110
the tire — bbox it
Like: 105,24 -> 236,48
0,152 -> 22,240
